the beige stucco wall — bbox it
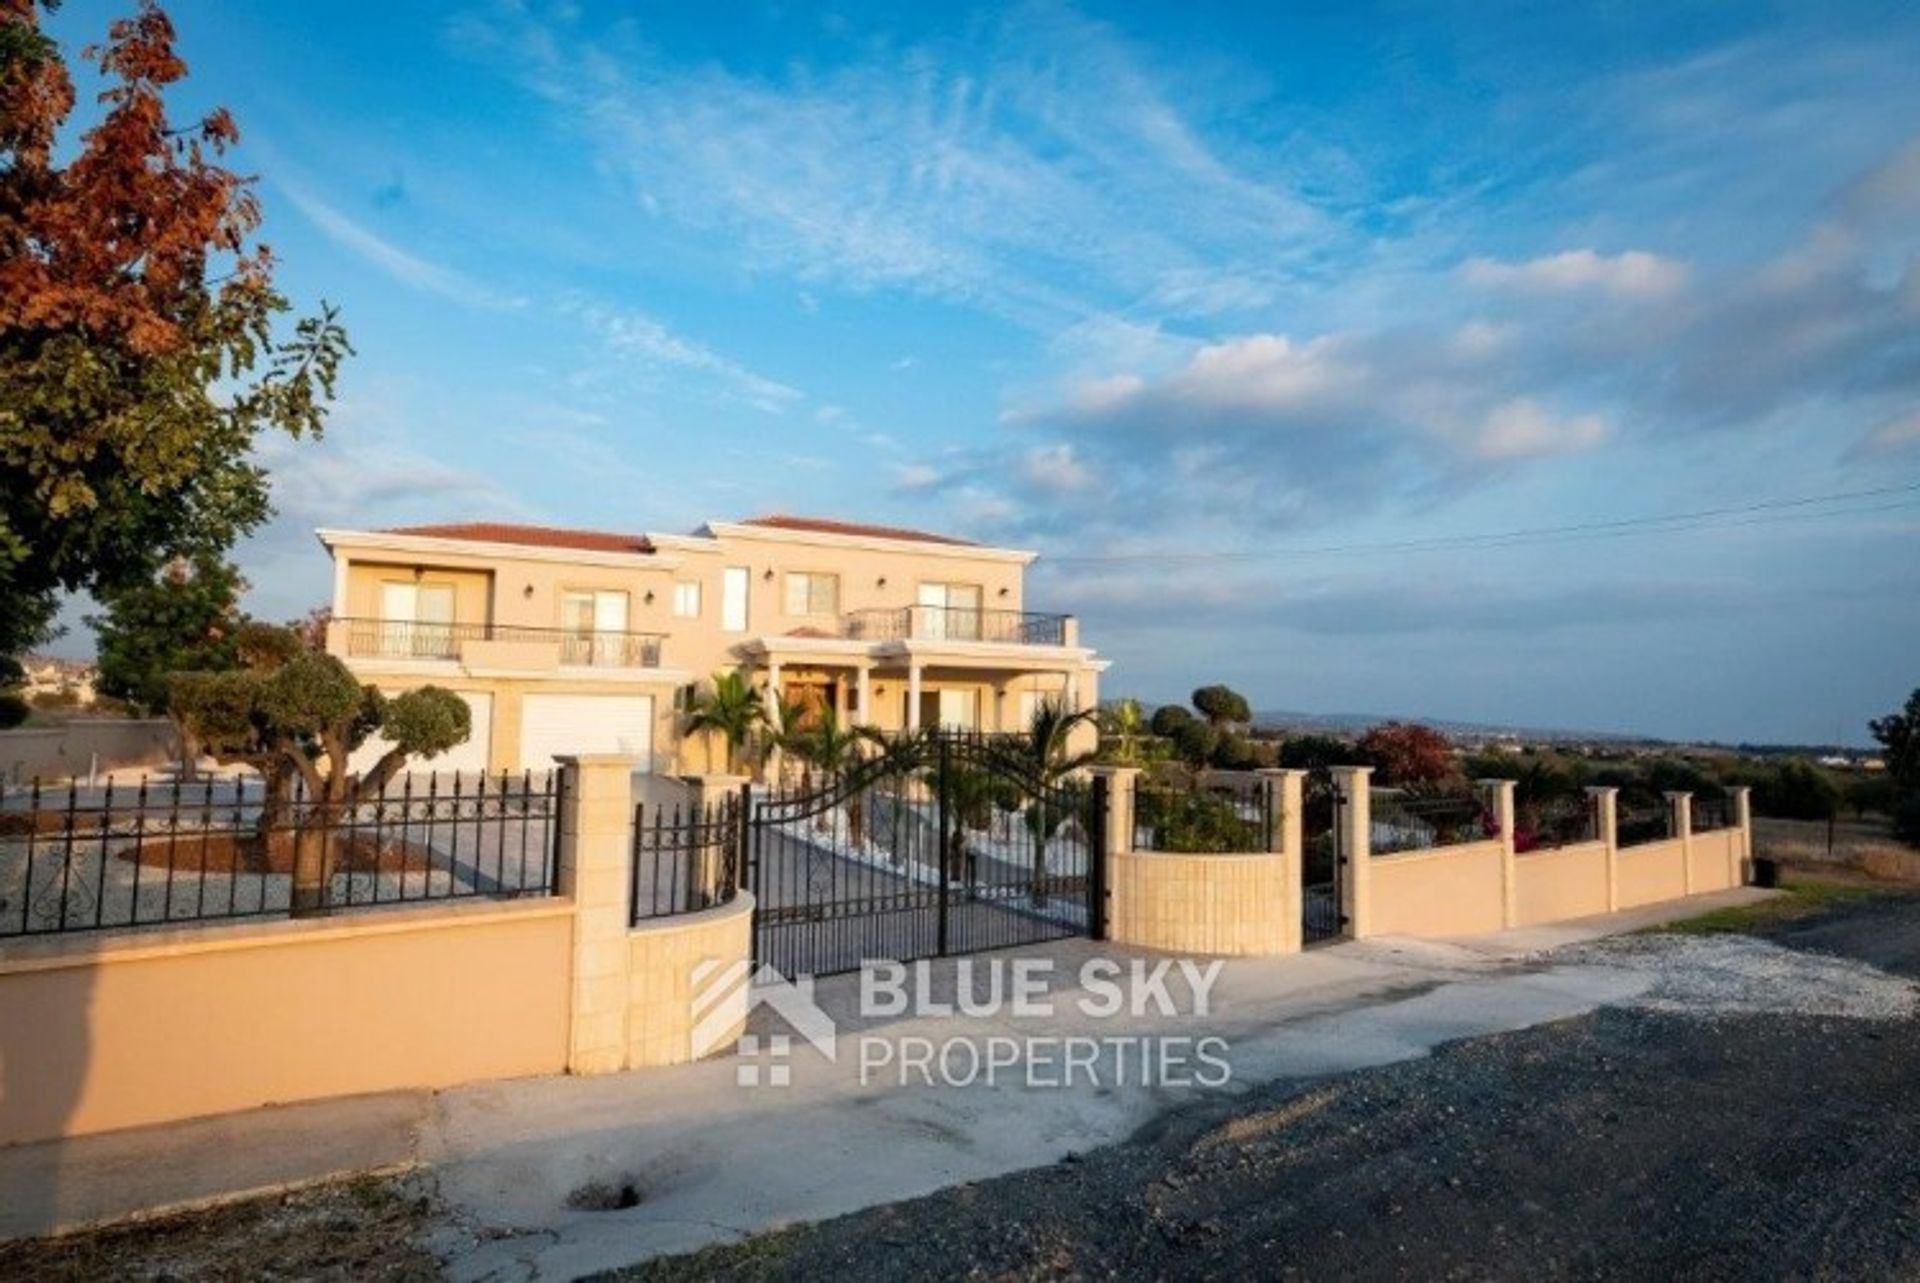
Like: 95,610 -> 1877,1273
1108,849 -> 1290,956
1367,840 -> 1507,937
1616,837 -> 1688,908
345,561 -> 497,626
0,719 -> 180,786
1513,841 -> 1611,927
0,901 -> 572,1146
626,894 -> 755,1068
1688,828 -> 1741,893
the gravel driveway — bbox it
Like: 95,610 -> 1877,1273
613,891 -> 1920,1281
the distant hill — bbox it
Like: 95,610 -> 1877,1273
1251,708 -> 1654,748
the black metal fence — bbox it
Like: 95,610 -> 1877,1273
1691,795 -> 1733,833
1131,776 -> 1272,853
336,617 -> 665,667
630,793 -> 744,922
840,605 -> 1070,646
1370,790 -> 1495,853
1515,795 -> 1599,852
1,771 -> 560,939
1616,800 -> 1674,847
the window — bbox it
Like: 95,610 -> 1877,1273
784,571 -> 840,617
378,581 -> 456,658
672,581 -> 701,618
915,582 -> 983,640
721,567 -> 750,633
560,590 -> 628,666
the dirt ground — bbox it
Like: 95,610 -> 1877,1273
6,881 -> 1917,1282
0,1176 -> 441,1283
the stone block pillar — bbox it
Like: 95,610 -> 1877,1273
1667,791 -> 1694,895
1258,767 -> 1308,953
555,754 -> 638,1075
1586,787 -> 1620,911
1330,765 -> 1374,940
1480,778 -> 1518,928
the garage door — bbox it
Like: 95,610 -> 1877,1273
347,691 -> 494,779
520,694 -> 655,772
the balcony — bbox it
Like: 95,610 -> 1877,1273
335,618 -> 664,668
840,605 -> 1073,646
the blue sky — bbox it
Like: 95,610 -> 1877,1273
48,1 -> 1920,745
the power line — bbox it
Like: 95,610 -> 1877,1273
1041,481 -> 1920,566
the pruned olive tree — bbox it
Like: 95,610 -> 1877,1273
170,624 -> 470,912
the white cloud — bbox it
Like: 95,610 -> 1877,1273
1460,248 -> 1691,299
1018,445 -> 1094,494
568,302 -> 803,415
458,4 -> 1332,330
1849,409 -> 1920,457
279,182 -> 524,311
1463,399 -> 1610,462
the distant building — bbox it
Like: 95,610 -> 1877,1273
20,656 -> 98,707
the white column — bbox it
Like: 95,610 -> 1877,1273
856,665 -> 872,728
767,661 -> 782,700
1586,787 -> 1620,911
1331,765 -> 1374,940
1667,791 -> 1694,894
906,663 -> 923,730
330,553 -> 350,618
1480,778 -> 1518,929
1729,786 -> 1753,886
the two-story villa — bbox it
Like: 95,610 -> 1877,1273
317,515 -> 1109,775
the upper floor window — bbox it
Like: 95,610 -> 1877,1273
784,571 -> 840,617
673,581 -> 702,618
561,590 -> 628,666
917,581 -> 982,640
721,566 -> 750,633
377,581 -> 457,658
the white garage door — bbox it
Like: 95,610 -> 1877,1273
347,691 -> 494,780
520,694 -> 655,772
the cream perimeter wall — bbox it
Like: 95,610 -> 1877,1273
0,901 -> 572,1145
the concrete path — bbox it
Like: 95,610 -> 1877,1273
0,888 -> 1774,1276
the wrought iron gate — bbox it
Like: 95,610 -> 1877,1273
1301,771 -> 1346,944
747,730 -> 1107,977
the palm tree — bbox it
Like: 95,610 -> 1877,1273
683,671 -> 765,774
1101,697 -> 1146,765
761,691 -> 814,787
1000,699 -> 1101,903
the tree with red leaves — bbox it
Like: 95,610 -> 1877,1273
1357,720 -> 1463,791
0,0 -> 349,655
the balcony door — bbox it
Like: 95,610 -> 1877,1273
562,590 -> 628,666
379,582 -> 456,658
917,582 -> 982,641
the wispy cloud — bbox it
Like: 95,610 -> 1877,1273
278,181 -> 525,311
452,3 -> 1334,330
1460,249 -> 1690,299
567,300 -> 803,415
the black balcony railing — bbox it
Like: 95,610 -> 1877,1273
841,605 -> 1070,646
337,618 -> 663,667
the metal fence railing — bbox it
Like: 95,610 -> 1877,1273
336,617 -> 665,667
1371,790 -> 1495,853
1616,801 -> 1674,848
1,771 -> 560,939
1515,795 -> 1599,853
1131,777 -> 1271,853
630,794 -> 744,922
1691,795 -> 1732,833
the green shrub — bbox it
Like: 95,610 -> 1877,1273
1753,759 -> 1840,821
1137,788 -> 1260,853
1895,795 -> 1920,848
0,694 -> 28,729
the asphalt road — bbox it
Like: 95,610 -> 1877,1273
617,891 -> 1920,1282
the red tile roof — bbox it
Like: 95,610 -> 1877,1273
383,523 -> 655,555
740,513 -> 978,547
